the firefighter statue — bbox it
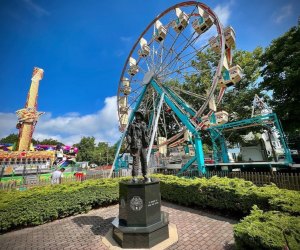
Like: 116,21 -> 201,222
126,110 -> 151,183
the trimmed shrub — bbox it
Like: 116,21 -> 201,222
1,172 -> 299,250
154,174 -> 300,216
0,178 -> 120,233
153,174 -> 300,250
234,206 -> 300,250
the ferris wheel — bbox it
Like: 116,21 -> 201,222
113,1 -> 242,174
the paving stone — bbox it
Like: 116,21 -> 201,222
0,201 -> 236,249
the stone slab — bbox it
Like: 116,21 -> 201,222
102,223 -> 178,250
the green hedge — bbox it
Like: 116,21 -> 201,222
154,174 -> 300,216
1,174 -> 300,249
234,206 -> 300,250
0,178 -> 120,233
153,174 -> 300,249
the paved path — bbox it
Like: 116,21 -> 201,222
0,202 -> 236,250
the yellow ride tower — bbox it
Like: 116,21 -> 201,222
16,67 -> 45,151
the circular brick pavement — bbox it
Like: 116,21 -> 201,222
0,201 -> 236,250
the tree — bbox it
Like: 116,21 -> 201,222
37,138 -> 64,146
221,47 -> 264,120
260,26 -> 300,132
0,134 -> 19,144
0,133 -> 52,146
74,137 -> 96,162
177,47 -> 264,146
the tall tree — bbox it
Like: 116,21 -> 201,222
37,138 -> 64,146
0,134 -> 19,144
221,47 -> 264,120
74,137 -> 96,162
260,26 -> 300,132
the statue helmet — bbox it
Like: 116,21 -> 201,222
134,110 -> 145,120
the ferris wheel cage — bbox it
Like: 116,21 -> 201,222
117,1 -> 227,131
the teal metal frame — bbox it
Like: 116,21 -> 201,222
163,86 -> 197,117
151,79 -> 206,174
112,85 -> 149,173
207,113 -> 292,165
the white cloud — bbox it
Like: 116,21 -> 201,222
191,2 -> 232,48
120,36 -> 133,43
22,0 -> 50,17
114,50 -> 125,57
0,96 -> 121,146
0,113 -> 18,138
213,3 -> 231,27
274,4 -> 293,24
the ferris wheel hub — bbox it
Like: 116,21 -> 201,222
142,70 -> 155,85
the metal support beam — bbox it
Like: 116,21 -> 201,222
207,113 -> 293,165
272,113 -> 293,164
219,135 -> 229,163
150,79 -> 205,173
164,86 -> 196,117
110,85 -> 148,177
177,156 -> 197,175
147,93 -> 165,165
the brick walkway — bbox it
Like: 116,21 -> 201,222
0,202 -> 236,250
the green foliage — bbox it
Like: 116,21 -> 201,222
74,136 -> 96,162
260,26 -> 300,132
234,206 -> 300,250
153,174 -> 300,249
0,178 -> 120,233
0,133 -> 19,144
221,47 -> 265,146
0,134 -> 62,147
73,137 -> 115,165
153,174 -> 300,216
37,138 -> 64,146
2,173 -> 299,250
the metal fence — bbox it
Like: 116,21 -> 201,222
0,169 -> 142,191
1,168 -> 300,191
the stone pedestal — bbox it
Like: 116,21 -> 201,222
112,179 -> 169,248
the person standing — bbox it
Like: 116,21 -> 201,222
51,168 -> 65,184
126,110 -> 151,183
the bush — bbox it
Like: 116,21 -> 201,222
234,206 -> 300,250
153,174 -> 300,250
153,174 -> 300,216
0,178 -> 120,233
1,173 -> 299,250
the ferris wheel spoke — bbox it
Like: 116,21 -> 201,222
162,63 -> 201,78
160,32 -> 200,75
138,65 -> 148,74
170,86 -> 207,100
166,45 -> 212,78
155,5 -> 198,73
153,42 -> 165,72
164,51 -> 199,77
180,31 -> 204,55
167,39 -> 205,73
159,43 -> 187,74
156,29 -> 181,72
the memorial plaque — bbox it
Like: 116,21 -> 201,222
112,179 -> 169,248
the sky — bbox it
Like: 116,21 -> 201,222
0,0 -> 299,145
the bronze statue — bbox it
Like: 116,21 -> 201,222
126,110 -> 151,183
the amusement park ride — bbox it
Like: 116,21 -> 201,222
0,67 -> 56,178
112,1 -> 295,176
16,67 -> 45,152
0,67 -> 80,181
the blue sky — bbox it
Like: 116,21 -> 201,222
0,0 -> 299,145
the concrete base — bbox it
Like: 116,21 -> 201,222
102,223 -> 178,250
